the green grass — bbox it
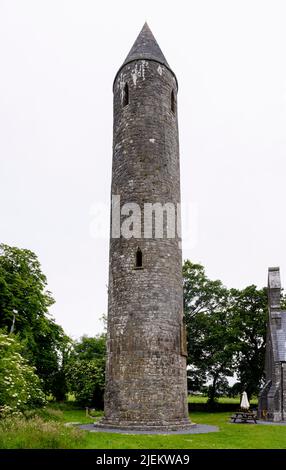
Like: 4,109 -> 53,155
1,403 -> 286,449
62,408 -> 98,425
0,408 -> 84,449
188,395 -> 258,405
63,408 -> 286,449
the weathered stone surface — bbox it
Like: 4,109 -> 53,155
81,423 -> 218,434
258,267 -> 286,421
99,24 -> 190,430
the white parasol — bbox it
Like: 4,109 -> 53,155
240,391 -> 250,410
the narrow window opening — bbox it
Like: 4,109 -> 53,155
171,89 -> 176,114
180,320 -> 188,357
135,247 -> 143,268
123,83 -> 129,107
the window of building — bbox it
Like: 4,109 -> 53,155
135,247 -> 143,268
171,89 -> 176,114
123,83 -> 129,107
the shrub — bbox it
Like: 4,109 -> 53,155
0,332 -> 46,413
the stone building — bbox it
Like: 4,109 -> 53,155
98,23 -> 191,430
258,267 -> 286,421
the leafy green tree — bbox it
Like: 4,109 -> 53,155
183,261 -> 235,405
66,335 -> 106,408
71,335 -> 106,361
187,366 -> 207,393
0,332 -> 46,413
229,285 -> 267,398
183,260 -> 268,402
0,244 -> 68,396
0,244 -> 54,330
66,360 -> 105,408
47,335 -> 73,402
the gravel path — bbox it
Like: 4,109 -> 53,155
78,423 -> 219,435
229,419 -> 286,426
256,420 -> 286,426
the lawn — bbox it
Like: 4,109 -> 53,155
188,395 -> 258,405
1,402 -> 285,449
60,406 -> 286,449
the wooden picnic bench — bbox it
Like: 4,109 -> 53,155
231,410 -> 257,424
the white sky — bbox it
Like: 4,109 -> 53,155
0,0 -> 286,339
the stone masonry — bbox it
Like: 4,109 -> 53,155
258,267 -> 286,421
97,24 -> 191,430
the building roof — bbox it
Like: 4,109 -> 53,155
123,22 -> 170,69
113,23 -> 177,89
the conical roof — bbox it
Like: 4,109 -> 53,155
123,22 -> 170,68
114,23 -> 177,88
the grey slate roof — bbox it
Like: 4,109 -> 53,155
114,23 -> 177,89
123,23 -> 170,68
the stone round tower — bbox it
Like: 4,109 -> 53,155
100,23 -> 190,430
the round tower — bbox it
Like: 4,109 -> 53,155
100,23 -> 190,430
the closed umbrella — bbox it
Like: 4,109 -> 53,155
240,391 -> 250,410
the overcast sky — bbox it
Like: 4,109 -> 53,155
0,0 -> 285,339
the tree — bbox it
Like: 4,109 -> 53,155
0,332 -> 46,413
229,285 -> 267,398
183,261 -> 235,405
0,244 -> 68,396
47,334 -> 73,402
0,244 -> 54,330
66,335 -> 106,408
71,335 -> 106,361
183,260 -> 269,402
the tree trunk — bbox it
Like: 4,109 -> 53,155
208,374 -> 219,407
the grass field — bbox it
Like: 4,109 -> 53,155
187,395 -> 258,405
1,400 -> 285,449
61,406 -> 286,449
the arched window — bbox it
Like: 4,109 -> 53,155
171,89 -> 176,114
123,83 -> 129,107
135,247 -> 143,268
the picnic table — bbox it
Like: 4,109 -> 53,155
231,410 -> 257,424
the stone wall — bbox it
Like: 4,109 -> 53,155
101,59 -> 190,429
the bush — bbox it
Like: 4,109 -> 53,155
0,332 -> 46,413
